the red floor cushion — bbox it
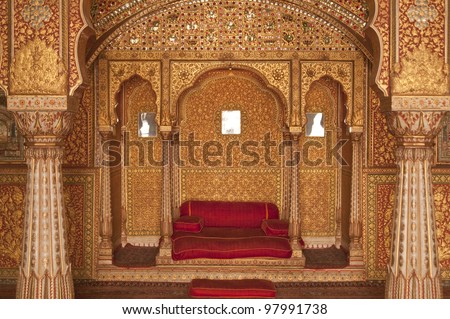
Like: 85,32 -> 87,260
173,216 -> 204,232
172,235 -> 292,260
189,279 -> 276,298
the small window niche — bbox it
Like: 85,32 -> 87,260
221,110 -> 241,135
138,112 -> 157,137
306,113 -> 325,137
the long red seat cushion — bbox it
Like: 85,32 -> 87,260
179,201 -> 279,228
172,235 -> 292,260
189,279 -> 276,298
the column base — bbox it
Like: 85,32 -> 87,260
17,267 -> 74,299
385,270 -> 443,299
348,242 -> 364,267
156,237 -> 172,264
98,241 -> 113,265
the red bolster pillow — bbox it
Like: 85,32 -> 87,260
261,219 -> 289,237
173,216 -> 204,233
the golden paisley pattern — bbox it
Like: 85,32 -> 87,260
0,185 -> 25,268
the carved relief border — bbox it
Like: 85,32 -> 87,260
96,267 -> 366,283
170,61 -> 291,124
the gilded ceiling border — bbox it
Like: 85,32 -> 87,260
87,0 -> 372,67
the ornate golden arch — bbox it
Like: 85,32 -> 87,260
174,65 -> 288,127
98,60 -> 161,131
300,61 -> 359,129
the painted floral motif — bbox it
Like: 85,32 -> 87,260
407,0 -> 438,30
22,0 -> 52,30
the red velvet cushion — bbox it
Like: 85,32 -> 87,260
172,236 -> 292,260
261,219 -> 289,237
179,201 -> 279,228
189,279 -> 276,298
173,216 -> 204,232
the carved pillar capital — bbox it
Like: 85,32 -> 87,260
387,110 -> 447,144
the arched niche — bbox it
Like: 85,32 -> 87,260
109,74 -> 163,250
98,59 -> 161,131
299,76 -> 353,249
174,66 -> 289,216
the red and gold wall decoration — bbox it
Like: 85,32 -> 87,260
0,170 -> 98,280
399,0 -> 445,58
368,89 -> 396,167
366,172 -> 450,280
0,0 -> 8,89
64,72 -> 94,167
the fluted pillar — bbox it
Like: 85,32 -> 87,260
98,131 -> 113,265
156,129 -> 173,262
385,110 -> 446,299
349,130 -> 363,266
288,133 -> 305,265
8,96 -> 77,298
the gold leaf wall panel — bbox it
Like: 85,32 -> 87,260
179,69 -> 283,168
181,168 -> 281,210
433,175 -> 450,271
398,0 -> 445,59
299,169 -> 336,236
366,172 -> 450,280
365,173 -> 395,280
0,170 -> 97,279
0,175 -> 26,269
64,73 -> 94,167
368,88 -> 396,167
126,168 -> 162,236
14,0 -> 60,51
0,0 -> 8,88
373,0 -> 390,93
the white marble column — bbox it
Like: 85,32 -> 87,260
8,96 -> 77,298
385,110 -> 445,299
